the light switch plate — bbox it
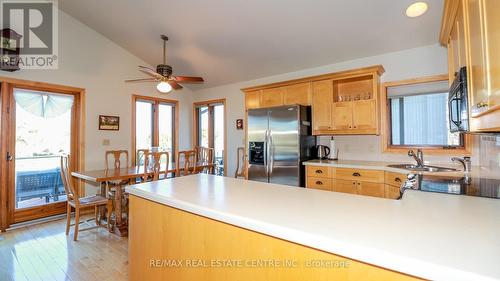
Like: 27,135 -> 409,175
102,139 -> 110,146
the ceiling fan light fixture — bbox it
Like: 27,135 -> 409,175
406,2 -> 428,18
156,81 -> 172,93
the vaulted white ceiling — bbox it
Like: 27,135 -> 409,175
59,0 -> 444,89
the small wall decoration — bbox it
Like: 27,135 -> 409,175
236,119 -> 243,130
99,115 -> 120,131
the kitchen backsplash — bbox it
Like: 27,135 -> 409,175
317,135 -> 481,166
478,134 -> 500,172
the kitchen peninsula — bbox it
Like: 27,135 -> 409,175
126,174 -> 500,281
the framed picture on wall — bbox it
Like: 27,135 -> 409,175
99,115 -> 120,131
236,119 -> 243,130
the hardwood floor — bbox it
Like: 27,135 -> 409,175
0,217 -> 128,281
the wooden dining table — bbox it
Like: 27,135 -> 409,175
71,161 -> 213,236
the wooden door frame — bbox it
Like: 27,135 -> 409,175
131,94 -> 179,165
0,77 -> 85,228
192,99 -> 227,176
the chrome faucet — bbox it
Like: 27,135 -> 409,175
408,149 -> 424,168
451,156 -> 471,173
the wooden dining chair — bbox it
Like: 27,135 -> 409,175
104,150 -> 130,226
176,150 -> 197,177
143,151 -> 170,181
60,155 -> 112,241
195,146 -> 214,174
136,149 -> 149,166
235,147 -> 246,179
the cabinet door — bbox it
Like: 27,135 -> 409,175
260,88 -> 284,107
384,172 -> 406,187
357,182 -> 385,198
466,0 -> 490,113
332,102 -> 352,130
245,90 -> 261,109
332,179 -> 357,194
384,184 -> 401,199
352,100 -> 376,131
482,0 -> 500,109
312,80 -> 333,131
284,82 -> 311,105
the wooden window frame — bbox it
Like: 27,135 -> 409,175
192,99 -> 227,176
381,74 -> 472,155
131,94 -> 179,165
0,77 -> 85,229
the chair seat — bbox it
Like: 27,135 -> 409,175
69,195 -> 109,207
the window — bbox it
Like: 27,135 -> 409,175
382,75 -> 470,154
132,95 -> 178,164
194,100 -> 226,176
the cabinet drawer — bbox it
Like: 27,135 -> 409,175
357,182 -> 385,198
384,184 -> 401,199
335,168 -> 384,183
332,179 -> 357,194
306,166 -> 333,178
306,177 -> 333,191
385,172 -> 406,187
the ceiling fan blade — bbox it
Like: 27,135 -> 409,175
125,78 -> 157,83
138,65 -> 163,79
167,80 -> 183,90
173,76 -> 204,83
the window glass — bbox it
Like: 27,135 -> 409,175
158,103 -> 174,155
135,100 -> 153,150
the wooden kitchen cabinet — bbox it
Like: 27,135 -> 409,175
357,182 -> 385,198
332,179 -> 357,194
260,87 -> 284,107
352,100 -> 377,131
245,90 -> 261,109
332,102 -> 352,130
284,82 -> 311,105
307,177 -> 333,191
441,0 -> 500,131
384,185 -> 401,199
312,80 -> 334,131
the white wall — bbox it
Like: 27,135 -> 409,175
192,44 -> 479,176
1,11 -> 194,191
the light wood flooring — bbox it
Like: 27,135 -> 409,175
0,217 -> 128,281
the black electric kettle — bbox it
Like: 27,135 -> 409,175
315,145 -> 330,159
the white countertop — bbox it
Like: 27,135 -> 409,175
126,174 -> 500,281
304,159 -> 500,179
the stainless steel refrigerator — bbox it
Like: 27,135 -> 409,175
247,105 -> 315,187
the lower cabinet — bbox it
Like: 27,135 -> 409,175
306,166 -> 405,199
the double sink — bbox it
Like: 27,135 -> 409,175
387,164 -> 457,172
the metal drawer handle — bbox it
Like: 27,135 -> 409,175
476,101 -> 488,108
352,172 -> 361,177
315,170 -> 323,174
395,177 -> 401,183
316,181 -> 323,185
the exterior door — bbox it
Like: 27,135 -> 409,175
268,106 -> 299,186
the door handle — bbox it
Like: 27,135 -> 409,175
315,181 -> 323,185
269,130 -> 274,177
7,152 -> 13,161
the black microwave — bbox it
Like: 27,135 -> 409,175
448,67 -> 469,132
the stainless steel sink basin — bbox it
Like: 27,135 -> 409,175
387,164 -> 458,172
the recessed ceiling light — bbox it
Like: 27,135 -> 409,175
406,2 -> 428,18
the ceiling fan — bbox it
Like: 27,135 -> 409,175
125,35 -> 204,93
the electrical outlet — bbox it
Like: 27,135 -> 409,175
102,139 -> 110,146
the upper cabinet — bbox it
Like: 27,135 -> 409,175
441,0 -> 500,131
243,65 -> 385,136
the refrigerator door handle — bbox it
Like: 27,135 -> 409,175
269,130 -> 274,177
264,129 -> 269,176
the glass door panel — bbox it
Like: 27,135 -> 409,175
213,105 -> 225,175
13,88 -> 73,209
158,103 -> 174,157
135,100 -> 153,152
198,106 -> 209,148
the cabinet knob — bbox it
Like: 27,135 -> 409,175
348,126 -> 352,129
353,126 -> 357,129
352,172 -> 361,177
316,181 -> 323,185
315,170 -> 323,174
357,182 -> 361,185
